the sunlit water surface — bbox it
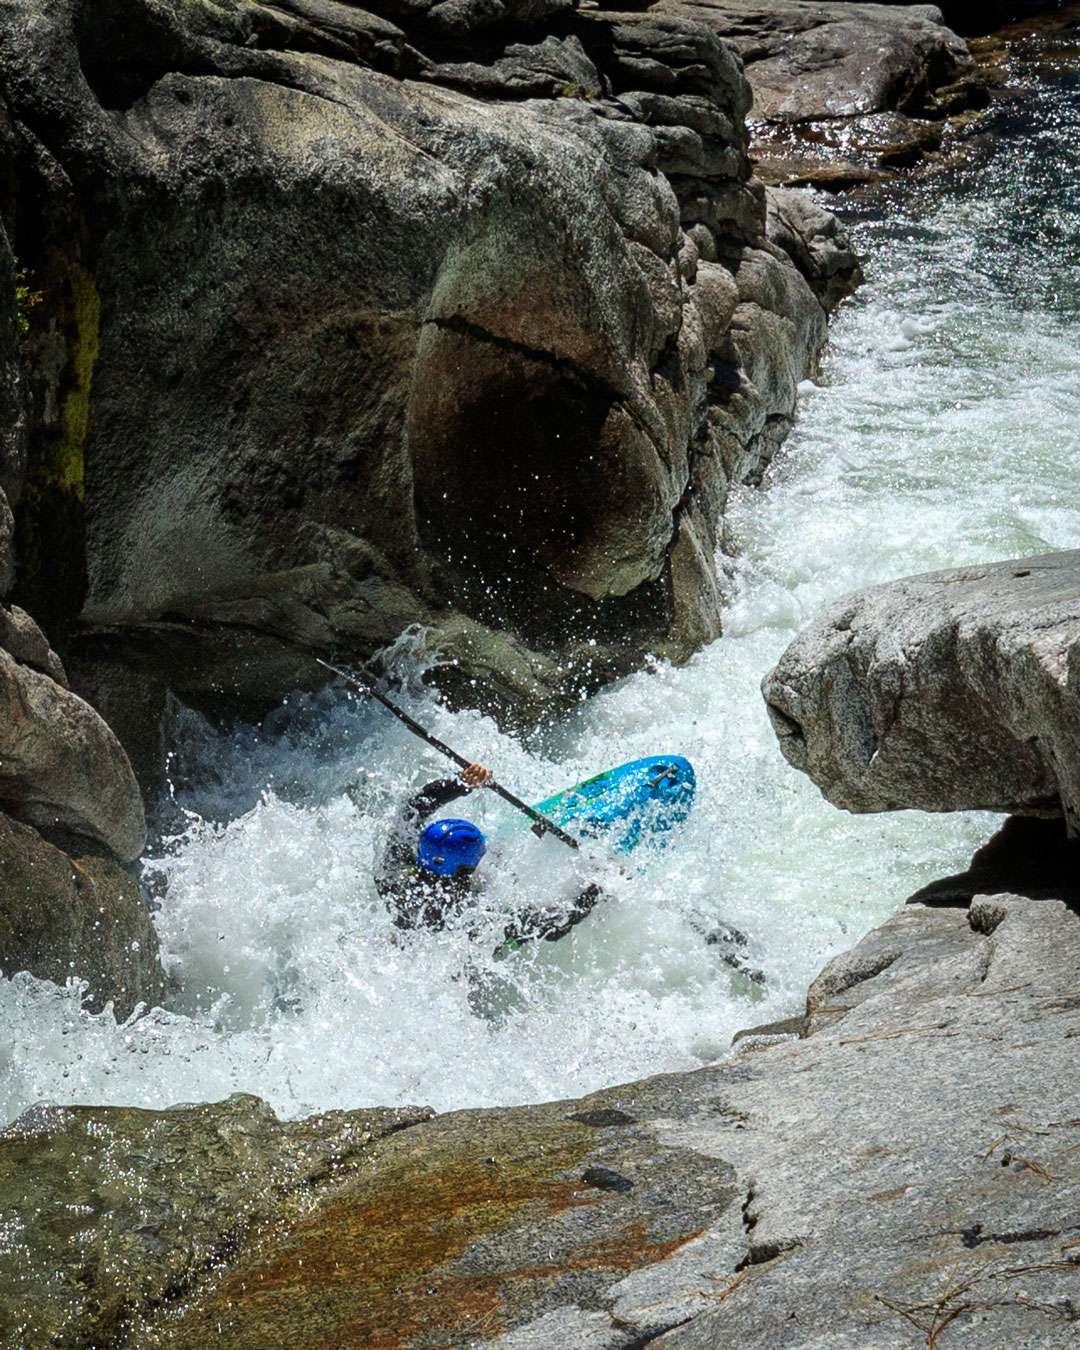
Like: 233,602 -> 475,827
2,45 -> 1078,1124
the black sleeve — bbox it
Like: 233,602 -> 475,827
406,778 -> 471,822
501,883 -> 604,948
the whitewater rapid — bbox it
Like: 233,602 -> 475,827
2,43 -> 1078,1124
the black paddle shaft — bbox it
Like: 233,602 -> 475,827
315,657 -> 579,851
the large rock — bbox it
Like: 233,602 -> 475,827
658,889 -> 1080,1348
0,811 -> 164,1017
0,1094 -> 431,1347
0,638 -> 145,859
762,550 -> 1080,836
0,0 -> 858,730
5,849 -> 1080,1346
653,1 -> 980,122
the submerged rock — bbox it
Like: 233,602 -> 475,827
752,110 -> 948,189
762,549 -> 1080,835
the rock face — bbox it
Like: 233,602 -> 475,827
0,597 -> 161,1011
0,0 -> 859,727
763,550 -> 1080,836
5,840 -> 1080,1346
0,813 -> 164,1017
0,1094 -> 431,1347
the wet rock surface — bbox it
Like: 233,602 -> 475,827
0,812 -> 164,1018
0,1094 -> 431,1348
654,1 -> 981,122
646,0 -> 990,188
0,598 -> 161,1012
4,847 -> 1079,1347
148,1101 -> 742,1348
762,549 -> 1080,835
0,0 -> 858,734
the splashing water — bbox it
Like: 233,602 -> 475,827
3,41 -> 1078,1123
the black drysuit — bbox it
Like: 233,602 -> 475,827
375,777 -> 601,947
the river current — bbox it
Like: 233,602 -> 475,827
2,29 -> 1078,1125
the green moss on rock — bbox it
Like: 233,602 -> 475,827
13,254 -> 99,633
148,1102 -> 736,1348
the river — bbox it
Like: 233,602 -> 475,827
2,21 -> 1077,1124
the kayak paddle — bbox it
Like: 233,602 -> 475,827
315,657 -> 579,851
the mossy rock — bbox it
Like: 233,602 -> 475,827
0,1094 -> 432,1348
146,1099 -> 738,1347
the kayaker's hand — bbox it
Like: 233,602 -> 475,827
460,762 -> 493,789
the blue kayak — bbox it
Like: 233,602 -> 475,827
525,755 -> 696,855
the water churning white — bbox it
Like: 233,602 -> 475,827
3,65 -> 1078,1125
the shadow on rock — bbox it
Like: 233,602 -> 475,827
909,815 -> 1080,910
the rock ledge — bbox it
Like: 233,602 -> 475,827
763,549 -> 1080,835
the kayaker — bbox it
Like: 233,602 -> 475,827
374,762 -> 602,947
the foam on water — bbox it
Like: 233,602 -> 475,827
2,52 -> 1078,1123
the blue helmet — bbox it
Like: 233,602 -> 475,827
417,818 -> 487,877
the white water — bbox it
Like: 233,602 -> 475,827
3,61 -> 1078,1125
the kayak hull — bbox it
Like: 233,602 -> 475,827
530,754 -> 696,854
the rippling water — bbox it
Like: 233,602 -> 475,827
2,30 -> 1078,1123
